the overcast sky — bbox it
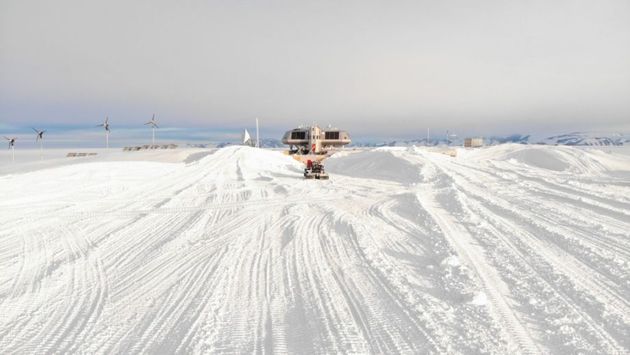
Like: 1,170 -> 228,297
1,0 -> 629,139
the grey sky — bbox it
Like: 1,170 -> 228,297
1,0 -> 629,137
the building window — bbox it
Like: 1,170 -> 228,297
325,131 -> 339,140
291,131 -> 306,139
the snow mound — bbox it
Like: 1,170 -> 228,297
584,149 -> 630,177
459,144 -> 629,175
504,148 -> 570,171
195,146 -> 302,179
326,149 -> 421,184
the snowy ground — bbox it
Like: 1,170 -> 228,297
0,144 -> 629,354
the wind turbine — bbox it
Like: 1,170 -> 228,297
97,117 -> 110,149
4,136 -> 16,162
33,128 -> 46,159
144,114 -> 159,145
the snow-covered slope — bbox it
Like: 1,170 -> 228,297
0,145 -> 629,354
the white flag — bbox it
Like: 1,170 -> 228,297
243,129 -> 252,145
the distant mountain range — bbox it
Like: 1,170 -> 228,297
214,132 -> 629,148
215,138 -> 284,149
350,132 -> 630,147
535,132 -> 629,146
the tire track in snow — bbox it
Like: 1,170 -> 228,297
33,220 -> 105,354
426,153 -> 629,353
335,210 -> 448,353
434,153 -> 630,288
3,145 -> 626,353
329,154 -> 510,353
454,191 -> 630,353
0,219 -> 108,354
0,221 -> 61,350
317,211 -> 416,353
440,158 -> 630,319
450,158 -> 630,262
485,159 -> 630,214
418,160 -> 542,355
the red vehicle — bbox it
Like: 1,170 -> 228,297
304,159 -> 329,180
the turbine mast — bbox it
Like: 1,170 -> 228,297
146,114 -> 158,145
105,117 -> 110,149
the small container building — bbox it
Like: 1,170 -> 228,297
464,138 -> 484,148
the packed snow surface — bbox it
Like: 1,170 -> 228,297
1,145 -> 629,354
